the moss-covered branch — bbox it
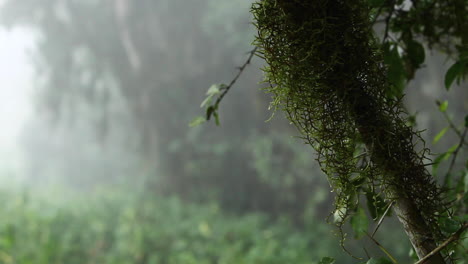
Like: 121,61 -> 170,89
251,0 -> 448,262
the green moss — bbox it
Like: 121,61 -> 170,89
251,0 -> 445,244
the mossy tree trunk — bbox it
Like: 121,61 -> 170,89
351,88 -> 446,263
252,0 -> 447,263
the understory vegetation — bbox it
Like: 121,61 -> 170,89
0,186 -> 353,264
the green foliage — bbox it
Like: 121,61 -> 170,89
365,257 -> 393,264
189,116 -> 206,127
0,189 -> 344,264
437,100 -> 449,113
199,83 -> 227,126
445,58 -> 468,90
432,127 -> 448,144
365,190 -> 390,220
319,257 -> 335,264
383,43 -> 406,97
350,207 -> 369,239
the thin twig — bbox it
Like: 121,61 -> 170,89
371,201 -> 395,237
443,127 -> 467,186
371,1 -> 386,26
366,232 -> 398,264
364,247 -> 371,260
435,100 -> 467,145
414,222 -> 468,264
213,47 -> 257,109
440,110 -> 468,146
442,111 -> 463,139
381,1 -> 395,44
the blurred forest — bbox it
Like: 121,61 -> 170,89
0,0 -> 465,263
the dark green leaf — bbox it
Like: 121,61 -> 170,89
214,111 -> 220,126
206,106 -> 215,120
433,127 -> 449,144
319,257 -> 335,264
384,45 -> 406,97
366,257 -> 393,264
368,0 -> 385,8
445,61 -> 464,90
189,116 -> 206,127
350,207 -> 368,239
219,83 -> 228,90
465,115 -> 468,127
439,216 -> 460,233
407,41 -> 425,67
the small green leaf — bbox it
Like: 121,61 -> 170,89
319,257 -> 335,264
445,61 -> 464,90
447,143 -> 459,154
350,207 -> 368,239
200,94 -> 215,108
438,100 -> 448,112
366,257 -> 393,264
213,111 -> 220,126
206,84 -> 221,95
433,126 -> 449,144
465,115 -> 468,127
189,116 -> 206,127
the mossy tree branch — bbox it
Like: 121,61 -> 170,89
251,0 -> 451,262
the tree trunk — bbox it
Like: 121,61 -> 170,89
392,194 -> 446,263
351,89 -> 446,264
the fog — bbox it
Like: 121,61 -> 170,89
0,0 -> 465,263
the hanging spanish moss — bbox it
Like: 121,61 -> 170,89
251,0 -> 447,257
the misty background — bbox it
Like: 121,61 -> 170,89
0,0 -> 465,263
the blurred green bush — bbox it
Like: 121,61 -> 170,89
0,189 -> 345,264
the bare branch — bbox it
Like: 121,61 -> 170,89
371,201 -> 395,237
414,222 -> 468,264
213,47 -> 257,109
